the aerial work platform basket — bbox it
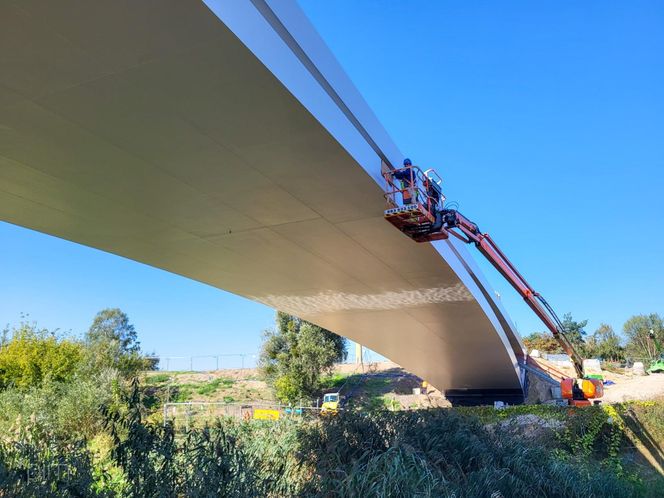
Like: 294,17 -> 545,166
382,164 -> 448,242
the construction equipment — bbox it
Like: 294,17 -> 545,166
320,392 -> 341,416
647,329 -> 664,374
382,161 -> 603,406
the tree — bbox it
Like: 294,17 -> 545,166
87,308 -> 140,354
585,324 -> 624,361
555,312 -> 589,355
523,313 -> 589,356
259,312 -> 347,403
522,331 -> 562,354
84,308 -> 149,377
623,313 -> 664,361
0,322 -> 83,390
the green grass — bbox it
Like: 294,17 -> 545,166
319,373 -> 348,389
167,378 -> 237,401
456,403 -> 569,424
362,377 -> 391,393
144,373 -> 171,385
173,384 -> 195,402
195,378 -> 234,396
365,394 -> 402,411
4,379 -> 664,496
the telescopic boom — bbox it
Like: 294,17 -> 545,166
382,163 -> 585,378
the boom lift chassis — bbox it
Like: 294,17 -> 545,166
383,162 -> 603,406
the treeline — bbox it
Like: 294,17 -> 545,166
0,308 -> 153,440
523,312 -> 663,362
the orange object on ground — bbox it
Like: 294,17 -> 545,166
561,378 -> 574,399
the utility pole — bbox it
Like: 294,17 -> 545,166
355,342 -> 363,367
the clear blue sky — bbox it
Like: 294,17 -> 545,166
1,1 -> 662,360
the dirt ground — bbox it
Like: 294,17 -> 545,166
145,361 -> 447,408
601,373 -> 664,403
146,359 -> 664,407
357,359 -> 664,406
531,358 -> 664,404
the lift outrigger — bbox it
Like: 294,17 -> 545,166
382,160 -> 603,406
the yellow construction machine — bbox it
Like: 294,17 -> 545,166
320,392 -> 341,416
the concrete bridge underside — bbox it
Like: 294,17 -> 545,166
0,0 -> 525,402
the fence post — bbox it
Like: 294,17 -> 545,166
186,403 -> 192,431
216,355 -> 219,370
190,357 -> 193,372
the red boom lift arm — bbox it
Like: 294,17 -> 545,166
437,209 -> 585,378
382,163 -> 587,380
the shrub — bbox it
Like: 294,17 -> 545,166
0,370 -> 121,441
0,323 -> 83,390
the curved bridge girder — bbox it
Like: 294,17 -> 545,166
0,0 -> 525,400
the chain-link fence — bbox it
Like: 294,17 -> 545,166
145,354 -> 257,371
145,347 -> 387,373
163,401 -> 322,429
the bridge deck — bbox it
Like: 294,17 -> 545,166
0,0 -> 524,397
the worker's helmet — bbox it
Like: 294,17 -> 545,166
403,158 -> 412,166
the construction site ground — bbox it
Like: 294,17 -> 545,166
142,361 -> 448,410
532,357 -> 664,403
142,358 -> 664,408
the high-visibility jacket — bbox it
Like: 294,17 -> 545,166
393,168 -> 417,205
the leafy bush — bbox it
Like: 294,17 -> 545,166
0,370 -> 120,441
0,323 -> 83,390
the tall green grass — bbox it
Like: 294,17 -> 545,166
1,381 -> 662,497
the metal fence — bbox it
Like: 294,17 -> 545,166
163,401 -> 321,428
146,354 -> 257,371
145,348 -> 386,372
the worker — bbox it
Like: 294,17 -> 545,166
392,158 -> 417,205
